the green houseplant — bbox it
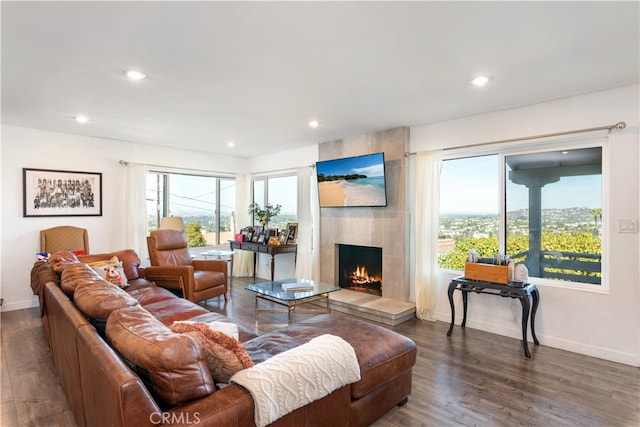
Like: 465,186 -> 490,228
248,202 -> 282,228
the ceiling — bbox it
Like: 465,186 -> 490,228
2,1 -> 638,158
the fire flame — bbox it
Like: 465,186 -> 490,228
349,265 -> 378,285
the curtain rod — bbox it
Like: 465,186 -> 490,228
119,160 -> 316,177
118,160 -> 235,177
404,121 -> 626,157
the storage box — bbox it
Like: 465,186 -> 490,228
464,262 -> 513,285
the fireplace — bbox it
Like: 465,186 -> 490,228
336,244 -> 382,297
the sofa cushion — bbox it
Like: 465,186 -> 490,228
243,331 -> 306,364
171,321 -> 254,383
74,269 -> 139,320
50,250 -> 80,275
60,262 -> 98,296
127,286 -> 177,306
142,298 -> 210,326
86,256 -> 129,289
106,305 -> 215,406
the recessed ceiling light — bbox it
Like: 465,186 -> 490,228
471,76 -> 490,87
125,70 -> 147,80
227,140 -> 235,148
561,151 -> 569,155
74,115 -> 89,123
308,120 -> 319,128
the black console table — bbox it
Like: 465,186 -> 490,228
229,241 -> 297,282
447,276 -> 540,358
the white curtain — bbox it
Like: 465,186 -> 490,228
232,174 -> 254,277
309,169 -> 320,281
124,162 -> 149,264
294,166 -> 319,280
414,150 -> 443,321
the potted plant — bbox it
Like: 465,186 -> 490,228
248,202 -> 282,228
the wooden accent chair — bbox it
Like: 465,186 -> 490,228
40,226 -> 89,254
145,229 -> 228,304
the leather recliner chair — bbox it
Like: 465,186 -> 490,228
145,229 -> 228,304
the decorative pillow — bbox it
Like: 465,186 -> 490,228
106,305 -> 214,406
172,320 -> 239,340
87,256 -> 129,288
171,322 -> 254,383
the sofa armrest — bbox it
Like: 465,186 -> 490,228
30,261 -> 60,317
192,259 -> 228,275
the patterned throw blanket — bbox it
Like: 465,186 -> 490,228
230,334 -> 361,427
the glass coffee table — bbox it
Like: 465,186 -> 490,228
245,278 -> 341,324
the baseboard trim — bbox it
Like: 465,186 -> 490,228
436,310 -> 639,367
0,298 -> 39,313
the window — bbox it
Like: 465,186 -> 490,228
438,145 -> 603,287
252,174 -> 297,230
146,172 -> 235,248
505,147 -> 602,285
438,155 -> 499,269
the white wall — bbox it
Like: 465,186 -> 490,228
248,144 -> 318,175
410,85 -> 640,366
0,124 -> 247,311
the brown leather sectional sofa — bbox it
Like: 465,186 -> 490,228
30,249 -> 417,427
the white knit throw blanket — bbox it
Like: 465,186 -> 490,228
230,334 -> 361,427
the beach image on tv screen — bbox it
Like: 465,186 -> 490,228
316,153 -> 387,207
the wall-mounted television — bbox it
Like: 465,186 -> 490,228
316,152 -> 387,207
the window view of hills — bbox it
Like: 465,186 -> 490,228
439,207 -> 602,274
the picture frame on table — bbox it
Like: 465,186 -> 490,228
285,222 -> 298,244
250,226 -> 263,242
278,230 -> 288,245
23,168 -> 102,217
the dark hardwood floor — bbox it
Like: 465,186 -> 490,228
2,277 -> 639,426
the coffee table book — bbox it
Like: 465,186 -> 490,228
282,281 -> 314,292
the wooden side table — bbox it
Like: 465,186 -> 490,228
447,276 -> 540,358
229,241 -> 297,281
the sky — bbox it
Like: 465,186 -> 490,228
146,173 -> 236,218
439,155 -> 602,215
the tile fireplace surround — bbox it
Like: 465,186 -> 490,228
318,126 -> 415,325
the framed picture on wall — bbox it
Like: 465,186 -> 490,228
23,168 -> 102,217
